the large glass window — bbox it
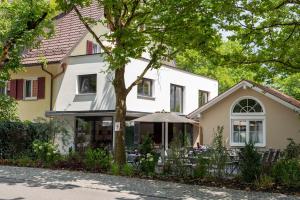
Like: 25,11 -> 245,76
137,78 -> 153,97
170,84 -> 184,113
78,74 -> 97,94
231,97 -> 265,146
198,90 -> 209,107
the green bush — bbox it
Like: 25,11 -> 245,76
283,138 -> 300,160
140,153 -> 157,176
254,175 -> 274,190
0,95 -> 18,121
272,159 -> 300,188
0,121 -> 50,159
111,162 -> 120,175
209,126 -> 228,178
239,142 -> 261,183
122,163 -> 134,176
84,148 -> 112,171
193,155 -> 209,178
32,140 -> 60,164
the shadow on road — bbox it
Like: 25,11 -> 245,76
0,166 -> 296,200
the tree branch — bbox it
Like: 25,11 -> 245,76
124,0 -> 141,27
126,50 -> 160,94
74,6 -> 112,56
0,12 -> 48,69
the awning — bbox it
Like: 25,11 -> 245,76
132,111 -> 196,123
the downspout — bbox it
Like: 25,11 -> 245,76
41,63 -> 66,111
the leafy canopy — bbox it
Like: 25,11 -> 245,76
0,0 -> 54,81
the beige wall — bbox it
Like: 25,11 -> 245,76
70,23 -> 109,56
10,64 -> 61,121
199,88 -> 300,150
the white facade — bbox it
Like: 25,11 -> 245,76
54,54 -> 218,115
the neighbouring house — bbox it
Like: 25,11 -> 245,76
0,4 -> 218,153
188,80 -> 300,150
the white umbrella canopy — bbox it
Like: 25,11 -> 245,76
132,111 -> 196,123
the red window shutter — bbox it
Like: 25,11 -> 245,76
37,77 -> 45,99
16,79 -> 23,100
86,40 -> 93,55
9,79 -> 17,99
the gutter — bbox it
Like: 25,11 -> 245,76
41,63 -> 67,111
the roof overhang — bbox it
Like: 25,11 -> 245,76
46,110 -> 151,118
188,80 -> 300,119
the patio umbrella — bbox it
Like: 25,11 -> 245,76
132,111 -> 196,123
132,111 -> 196,154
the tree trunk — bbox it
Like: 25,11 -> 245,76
113,67 -> 127,165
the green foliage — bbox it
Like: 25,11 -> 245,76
0,95 -> 18,121
210,126 -> 228,178
140,153 -> 157,176
0,0 -> 54,80
32,140 -> 60,164
139,134 -> 155,155
111,162 -> 120,175
272,159 -> 300,188
0,121 -> 50,159
122,163 -> 134,177
84,148 -> 112,171
273,73 -> 300,100
254,175 -> 274,190
193,155 -> 209,179
283,138 -> 300,160
239,142 -> 261,183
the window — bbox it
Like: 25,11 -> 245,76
170,84 -> 184,113
137,78 -> 153,97
78,74 -> 97,94
230,97 -> 265,147
93,43 -> 101,54
0,83 -> 6,95
24,79 -> 38,99
86,40 -> 101,54
198,90 -> 209,107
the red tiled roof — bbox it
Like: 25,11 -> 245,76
21,3 -> 103,65
245,80 -> 300,109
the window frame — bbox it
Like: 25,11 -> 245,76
198,90 -> 209,107
77,74 -> 97,95
229,96 -> 266,147
23,78 -> 38,100
137,78 -> 154,98
0,81 -> 7,95
170,84 -> 184,113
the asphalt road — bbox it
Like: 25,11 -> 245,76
0,166 -> 298,200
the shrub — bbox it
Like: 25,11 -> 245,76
84,148 -> 112,171
209,126 -> 228,178
0,95 -> 18,121
193,155 -> 209,179
140,153 -> 157,176
111,162 -> 120,175
239,142 -> 261,183
272,159 -> 300,188
122,163 -> 135,176
139,134 -> 155,155
255,175 -> 274,190
283,138 -> 300,160
0,121 -> 50,159
32,140 -> 60,165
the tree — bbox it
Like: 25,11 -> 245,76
57,0 -> 236,165
227,0 -> 300,73
0,95 -> 18,121
0,0 -> 54,81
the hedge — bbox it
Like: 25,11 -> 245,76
0,121 -> 50,159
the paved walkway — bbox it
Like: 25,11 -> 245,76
0,166 -> 298,200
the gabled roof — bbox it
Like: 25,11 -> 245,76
21,3 -> 103,65
188,80 -> 300,118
